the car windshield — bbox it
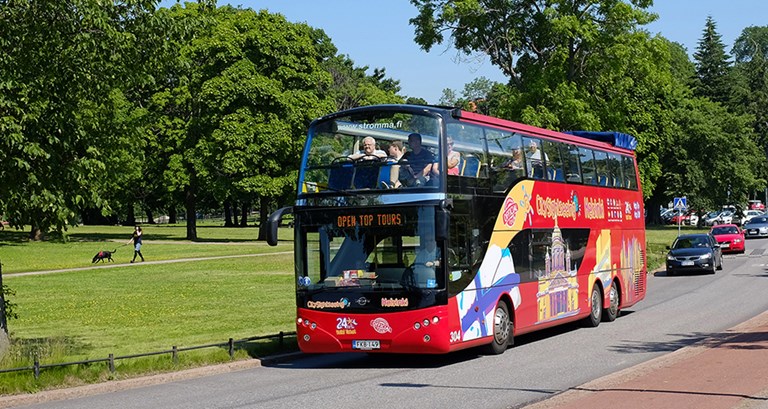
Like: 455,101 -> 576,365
711,226 -> 738,235
673,236 -> 710,249
749,217 -> 768,224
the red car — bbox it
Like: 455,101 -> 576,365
749,200 -> 765,211
710,224 -> 745,254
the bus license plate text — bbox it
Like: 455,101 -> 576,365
352,340 -> 380,350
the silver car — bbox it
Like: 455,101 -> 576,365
743,216 -> 768,238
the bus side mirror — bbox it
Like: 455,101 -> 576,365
435,199 -> 452,242
266,206 -> 293,246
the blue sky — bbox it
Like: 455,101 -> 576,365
160,1 -> 768,104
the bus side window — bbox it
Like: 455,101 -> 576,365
563,144 -> 582,183
579,147 -> 597,185
607,152 -> 623,187
523,137 -> 546,179
622,155 -> 637,190
543,140 -> 564,181
508,230 -> 532,282
594,150 -> 609,186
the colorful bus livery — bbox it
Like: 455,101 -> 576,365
267,104 -> 646,355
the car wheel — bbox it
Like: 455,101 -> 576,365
583,285 -> 602,328
603,281 -> 620,322
716,255 -> 723,270
482,301 -> 512,355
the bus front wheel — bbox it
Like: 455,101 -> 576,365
584,286 -> 602,327
483,301 -> 512,355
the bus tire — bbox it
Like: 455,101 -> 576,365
603,281 -> 620,322
584,285 -> 602,327
483,301 -> 512,355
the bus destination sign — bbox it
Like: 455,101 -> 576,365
336,213 -> 403,228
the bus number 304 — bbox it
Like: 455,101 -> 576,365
450,330 -> 461,343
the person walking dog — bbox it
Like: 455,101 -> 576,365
127,226 -> 145,263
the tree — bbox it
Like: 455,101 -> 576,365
0,0 -> 157,239
692,16 -> 732,104
321,54 -> 403,112
146,5 -> 336,240
410,0 -> 656,88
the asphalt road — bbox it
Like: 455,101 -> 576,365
14,238 -> 768,409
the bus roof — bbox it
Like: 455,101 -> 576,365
563,131 -> 638,151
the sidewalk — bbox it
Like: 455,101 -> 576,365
526,310 -> 768,409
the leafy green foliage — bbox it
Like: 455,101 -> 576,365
0,0 -> 157,238
693,16 -> 732,104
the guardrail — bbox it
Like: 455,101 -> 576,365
0,331 -> 297,379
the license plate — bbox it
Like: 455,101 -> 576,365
681,261 -> 694,266
750,230 -> 758,234
352,340 -> 380,350
721,243 -> 730,248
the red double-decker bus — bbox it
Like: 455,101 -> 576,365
267,104 -> 646,354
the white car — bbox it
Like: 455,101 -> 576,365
717,210 -> 734,225
734,210 -> 764,226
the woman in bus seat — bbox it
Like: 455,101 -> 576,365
446,136 -> 461,175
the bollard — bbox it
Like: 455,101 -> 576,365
228,338 -> 234,360
279,331 -> 284,347
108,353 -> 115,373
172,346 -> 178,364
33,358 -> 39,379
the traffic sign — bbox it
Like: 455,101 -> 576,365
673,197 -> 687,210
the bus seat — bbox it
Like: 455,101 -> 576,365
598,175 -> 608,186
328,166 -> 354,190
454,156 -> 465,176
553,169 -> 564,181
353,166 -> 379,189
462,155 -> 481,177
377,163 -> 393,188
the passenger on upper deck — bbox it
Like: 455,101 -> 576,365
503,146 -> 524,170
385,140 -> 406,188
446,136 -> 460,175
400,133 -> 436,186
348,136 -> 387,160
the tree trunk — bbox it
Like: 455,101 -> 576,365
28,225 -> 42,241
240,201 -> 249,227
185,185 -> 198,241
125,206 -> 136,226
257,196 -> 269,240
0,258 -> 12,357
232,203 -> 239,226
224,199 -> 233,227
169,207 -> 177,224
646,195 -> 665,225
146,209 -> 155,224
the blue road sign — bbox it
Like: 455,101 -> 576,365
673,197 -> 687,210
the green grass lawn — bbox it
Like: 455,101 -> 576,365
0,222 -> 698,394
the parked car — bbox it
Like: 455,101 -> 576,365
716,210 -> 734,225
732,209 -> 763,226
670,210 -> 697,225
666,233 -> 723,275
702,210 -> 723,226
709,224 -> 745,254
743,216 -> 768,238
748,200 -> 765,211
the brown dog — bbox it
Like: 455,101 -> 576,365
92,249 -> 117,263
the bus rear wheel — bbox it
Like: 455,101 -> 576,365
584,285 -> 602,327
483,301 -> 512,355
603,282 -> 619,322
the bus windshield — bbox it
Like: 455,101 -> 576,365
297,205 -> 444,291
301,110 -> 442,193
